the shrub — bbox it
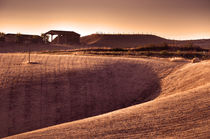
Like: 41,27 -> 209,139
181,43 -> 206,52
176,50 -> 181,55
41,33 -> 49,43
192,57 -> 200,63
0,32 -> 5,42
160,50 -> 169,56
135,43 -> 170,51
112,48 -> 126,51
0,32 -> 5,37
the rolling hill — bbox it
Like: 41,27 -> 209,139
1,53 -> 209,138
0,54 -> 178,138
81,34 -> 210,49
4,57 -> 210,139
80,34 -> 169,48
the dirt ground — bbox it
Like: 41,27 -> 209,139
0,53 -> 209,138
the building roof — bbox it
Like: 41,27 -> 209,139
44,30 -> 80,36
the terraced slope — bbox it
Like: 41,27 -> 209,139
0,54 -> 178,138
5,58 -> 210,139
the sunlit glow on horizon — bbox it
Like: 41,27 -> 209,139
1,27 -> 210,41
0,0 -> 210,41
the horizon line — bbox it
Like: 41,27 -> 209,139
1,30 -> 210,41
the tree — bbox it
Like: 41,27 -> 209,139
41,33 -> 49,43
0,32 -> 5,42
0,32 -> 5,36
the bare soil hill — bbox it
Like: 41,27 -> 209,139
0,54 -> 179,138
160,60 -> 210,97
177,39 -> 210,50
5,59 -> 210,139
80,34 -> 169,48
81,34 -> 210,49
0,43 -> 88,53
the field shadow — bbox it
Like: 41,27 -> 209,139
0,62 -> 161,138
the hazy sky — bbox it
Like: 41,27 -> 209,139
0,0 -> 210,39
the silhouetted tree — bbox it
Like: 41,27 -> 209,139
0,32 -> 5,42
41,33 -> 49,43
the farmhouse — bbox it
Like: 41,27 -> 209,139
44,30 -> 80,44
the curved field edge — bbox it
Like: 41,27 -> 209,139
0,54 -> 179,138
5,59 -> 210,139
2,54 -> 210,138
6,82 -> 210,139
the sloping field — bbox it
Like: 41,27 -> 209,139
80,34 -> 169,48
161,60 -> 210,97
0,54 -> 179,138
81,34 -> 210,49
4,56 -> 210,139
177,39 -> 210,50
0,43 -> 86,53
8,84 -> 209,139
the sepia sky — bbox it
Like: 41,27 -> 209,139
0,0 -> 210,40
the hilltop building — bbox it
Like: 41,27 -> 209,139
44,30 -> 80,45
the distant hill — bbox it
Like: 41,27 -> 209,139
176,39 -> 210,50
80,34 -> 169,48
81,34 -> 210,49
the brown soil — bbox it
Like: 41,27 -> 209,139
0,43 -> 88,53
80,34 -> 169,48
81,34 -> 210,49
0,54 -> 178,138
1,54 -> 209,139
